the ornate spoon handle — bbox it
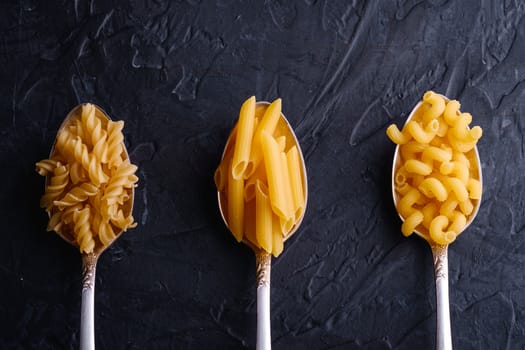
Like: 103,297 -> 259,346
431,244 -> 452,350
255,251 -> 272,350
81,253 -> 98,350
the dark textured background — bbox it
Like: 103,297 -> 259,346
1,0 -> 525,349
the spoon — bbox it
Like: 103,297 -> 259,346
391,94 -> 482,350
45,104 -> 135,350
217,101 -> 308,350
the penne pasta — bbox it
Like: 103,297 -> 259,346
228,157 -> 245,242
260,130 -> 290,219
286,146 -> 305,222
231,96 -> 256,180
255,180 -> 273,253
272,214 -> 284,257
247,98 -> 282,178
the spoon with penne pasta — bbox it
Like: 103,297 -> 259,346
35,103 -> 138,350
215,97 -> 308,350
387,91 -> 482,350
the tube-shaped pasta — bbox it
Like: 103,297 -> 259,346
272,214 -> 284,257
247,98 -> 282,178
402,211 -> 424,237
429,215 -> 456,245
280,152 -> 294,222
244,162 -> 267,202
440,161 -> 469,184
227,157 -> 245,242
255,180 -> 273,253
439,197 -> 458,218
406,119 -> 439,144
421,146 -> 452,165
395,182 -> 411,196
399,141 -> 426,161
231,96 -> 256,179
411,174 -> 425,188
443,177 -> 469,202
397,188 -> 421,218
448,134 -> 477,152
452,151 -> 470,168
276,135 -> 286,152
286,146 -> 305,222
436,116 -> 449,137
459,199 -> 474,216
244,200 -> 257,246
215,140 -> 236,192
443,100 -> 460,126
422,91 -> 446,122
386,124 -> 411,145
404,159 -> 432,175
421,202 -> 439,229
261,131 -> 290,219
448,211 -> 467,234
386,91 -> 482,245
467,178 -> 481,199
452,113 -> 473,140
418,177 -> 448,202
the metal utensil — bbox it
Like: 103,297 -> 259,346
45,104 -> 135,350
217,101 -> 308,350
391,94 -> 482,350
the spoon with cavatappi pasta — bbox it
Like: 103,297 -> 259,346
35,103 -> 138,350
386,91 -> 482,350
215,96 -> 308,350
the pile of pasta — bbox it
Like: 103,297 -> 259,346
36,103 -> 138,254
386,91 -> 482,245
215,96 -> 306,257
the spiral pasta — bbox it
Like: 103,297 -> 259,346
387,91 -> 482,245
36,103 -> 138,254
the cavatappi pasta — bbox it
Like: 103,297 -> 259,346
215,97 -> 306,257
387,91 -> 482,245
36,103 -> 138,254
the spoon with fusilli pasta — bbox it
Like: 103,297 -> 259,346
36,103 -> 138,350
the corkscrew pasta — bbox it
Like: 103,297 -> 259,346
36,103 -> 138,254
215,97 -> 306,257
387,91 -> 482,245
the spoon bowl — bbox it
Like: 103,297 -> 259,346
391,93 -> 482,350
391,94 -> 482,241
217,100 -> 308,350
42,103 -> 135,350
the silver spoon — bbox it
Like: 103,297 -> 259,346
391,94 -> 482,350
44,104 -> 135,350
217,101 -> 308,350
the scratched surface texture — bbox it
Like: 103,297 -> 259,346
1,0 -> 525,349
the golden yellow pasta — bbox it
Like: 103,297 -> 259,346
231,96 -> 256,179
248,98 -> 282,177
227,156 -> 245,242
216,97 -> 306,257
429,215 -> 456,245
387,91 -> 482,245
261,131 -> 290,220
286,146 -> 305,222
255,180 -> 273,253
36,103 -> 138,254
